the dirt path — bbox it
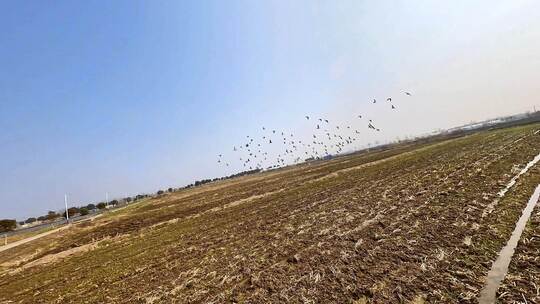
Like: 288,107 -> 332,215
0,225 -> 68,253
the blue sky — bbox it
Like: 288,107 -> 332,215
1,1 -> 540,220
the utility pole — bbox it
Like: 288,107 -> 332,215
64,194 -> 70,222
3,234 -> 6,246
105,192 -> 109,208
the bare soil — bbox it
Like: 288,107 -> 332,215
1,124 -> 539,303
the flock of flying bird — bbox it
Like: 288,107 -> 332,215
217,92 -> 412,171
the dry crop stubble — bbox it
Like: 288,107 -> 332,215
1,124 -> 539,303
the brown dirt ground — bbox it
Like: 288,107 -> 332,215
1,124 -> 539,303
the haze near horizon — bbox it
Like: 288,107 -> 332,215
1,1 -> 540,219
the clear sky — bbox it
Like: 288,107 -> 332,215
1,1 -> 540,220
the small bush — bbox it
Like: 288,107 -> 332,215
80,208 -> 89,216
0,219 -> 16,233
25,217 -> 37,224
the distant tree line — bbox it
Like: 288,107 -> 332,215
13,168 -> 264,229
155,169 -> 263,195
188,169 -> 262,187
17,200 -> 127,227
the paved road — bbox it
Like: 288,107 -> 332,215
0,202 -> 142,254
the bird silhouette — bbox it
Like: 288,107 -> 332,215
215,88 -> 411,170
